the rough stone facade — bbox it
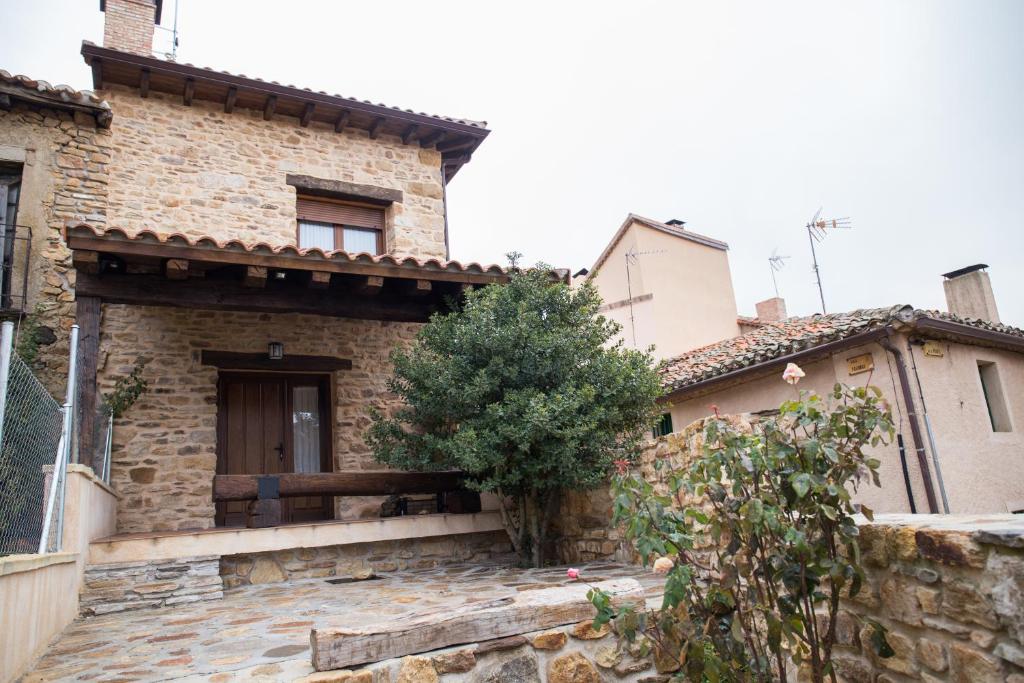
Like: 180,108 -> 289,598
99,85 -> 448,259
220,531 -> 514,589
99,303 -> 420,533
0,101 -> 109,396
79,555 -> 222,616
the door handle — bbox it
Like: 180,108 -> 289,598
274,442 -> 285,462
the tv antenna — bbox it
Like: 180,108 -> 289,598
624,248 -> 665,348
805,208 -> 852,314
768,249 -> 790,298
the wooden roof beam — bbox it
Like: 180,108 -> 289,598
90,58 -> 103,90
300,102 -> 315,127
263,95 -> 277,121
244,265 -> 267,288
401,125 -> 419,145
309,271 -> 331,289
334,109 -> 350,133
183,77 -> 195,106
405,279 -> 432,296
419,130 -> 445,148
224,86 -> 237,113
139,69 -> 150,98
436,137 -> 475,153
359,275 -> 384,296
368,117 -> 386,139
165,258 -> 189,280
73,249 -> 100,275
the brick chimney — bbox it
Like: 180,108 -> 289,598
755,297 -> 787,322
942,264 -> 1000,323
100,0 -> 160,55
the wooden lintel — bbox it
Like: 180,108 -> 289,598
418,130 -> 445,148
359,275 -> 384,295
213,471 -> 464,502
201,350 -> 353,374
263,95 -> 277,120
139,69 -> 150,98
183,78 -> 195,106
73,249 -> 100,275
334,109 -> 350,133
401,124 -> 419,145
165,258 -> 189,280
74,296 -> 102,470
436,137 -> 475,153
309,271 -> 331,289
300,102 -> 315,127
224,86 -> 237,113
244,265 -> 268,288
368,117 -> 385,139
90,58 -> 103,90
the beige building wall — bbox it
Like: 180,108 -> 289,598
588,218 -> 741,360
99,85 -> 448,259
663,335 -> 1024,515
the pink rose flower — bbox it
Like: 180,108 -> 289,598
653,556 -> 674,575
566,568 -> 580,580
782,362 -> 806,385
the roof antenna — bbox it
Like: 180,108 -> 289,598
805,208 -> 852,314
156,0 -> 181,60
768,249 -> 790,298
624,248 -> 665,348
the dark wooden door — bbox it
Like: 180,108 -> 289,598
216,373 -> 332,527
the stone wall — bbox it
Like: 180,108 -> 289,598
79,555 -> 222,616
100,303 -> 420,533
220,531 -> 514,589
0,101 -> 109,396
99,86 -> 448,259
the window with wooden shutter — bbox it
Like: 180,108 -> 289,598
296,196 -> 385,255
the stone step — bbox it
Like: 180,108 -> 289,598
79,555 -> 224,616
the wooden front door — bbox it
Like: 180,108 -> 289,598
216,373 -> 332,527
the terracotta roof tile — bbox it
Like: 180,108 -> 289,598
660,305 -> 1024,393
0,69 -> 111,113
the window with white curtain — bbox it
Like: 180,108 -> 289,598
298,220 -> 336,252
295,196 -> 385,255
292,386 -> 321,473
343,227 -> 380,255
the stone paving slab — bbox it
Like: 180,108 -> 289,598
23,562 -> 662,682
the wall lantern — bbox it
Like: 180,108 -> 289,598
268,341 -> 284,360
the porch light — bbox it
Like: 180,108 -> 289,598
268,342 -> 284,360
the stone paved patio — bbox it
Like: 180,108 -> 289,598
24,562 -> 661,682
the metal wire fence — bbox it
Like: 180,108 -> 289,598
0,353 -> 64,555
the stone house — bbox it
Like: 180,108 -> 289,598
659,266 -> 1024,515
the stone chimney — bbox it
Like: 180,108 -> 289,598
755,297 -> 787,322
101,0 -> 160,55
943,264 -> 1000,322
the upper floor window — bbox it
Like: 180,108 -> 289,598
296,196 -> 384,256
652,412 -> 674,438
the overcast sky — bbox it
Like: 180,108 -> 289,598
2,0 -> 1022,325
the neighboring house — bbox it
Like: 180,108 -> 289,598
658,266 -> 1024,515
582,214 -> 742,360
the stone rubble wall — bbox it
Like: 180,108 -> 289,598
99,303 -> 420,533
99,86 -> 449,260
78,555 -> 222,616
220,531 -> 514,590
0,102 -> 110,397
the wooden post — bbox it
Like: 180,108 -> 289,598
75,296 -> 101,470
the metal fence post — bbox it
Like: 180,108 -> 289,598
39,324 -> 78,553
0,321 -> 13,447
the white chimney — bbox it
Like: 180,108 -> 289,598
100,0 -> 160,56
942,264 -> 1000,323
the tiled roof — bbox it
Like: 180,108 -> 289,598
65,223 -> 515,278
661,305 -> 1024,393
0,69 -> 112,122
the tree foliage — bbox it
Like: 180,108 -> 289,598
588,380 -> 895,682
367,266 -> 662,566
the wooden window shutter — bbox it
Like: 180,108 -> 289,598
296,198 -> 384,230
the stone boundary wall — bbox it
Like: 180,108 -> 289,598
220,531 -> 513,589
79,555 -> 222,616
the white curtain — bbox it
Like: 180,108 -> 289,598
298,220 -> 335,251
343,227 -> 379,255
292,386 -> 321,473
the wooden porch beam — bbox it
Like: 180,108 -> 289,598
359,275 -> 384,295
406,279 -> 432,296
244,265 -> 267,288
73,249 -> 100,275
139,69 -> 150,98
213,471 -> 466,502
183,77 -> 195,106
74,296 -> 102,470
224,86 -> 237,113
401,124 -> 419,145
309,271 -> 331,289
165,258 -> 189,280
334,109 -> 350,133
300,102 -> 315,127
368,117 -> 386,139
201,350 -> 352,373
263,95 -> 277,120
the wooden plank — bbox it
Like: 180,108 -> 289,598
74,272 -> 440,323
309,271 -> 331,289
368,117 -> 386,139
300,102 -> 315,127
73,249 -> 100,275
183,77 -> 195,106
225,86 -> 237,113
359,275 -> 384,296
139,69 -> 150,98
263,95 -> 277,120
310,579 -> 645,671
165,258 -> 189,280
201,350 -> 352,372
334,109 -> 350,133
243,265 -> 267,288
212,471 -> 465,502
74,296 -> 102,470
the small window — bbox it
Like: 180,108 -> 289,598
652,412 -> 673,438
296,196 -> 384,255
978,361 -> 1012,432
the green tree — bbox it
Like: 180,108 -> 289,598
367,265 -> 662,566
